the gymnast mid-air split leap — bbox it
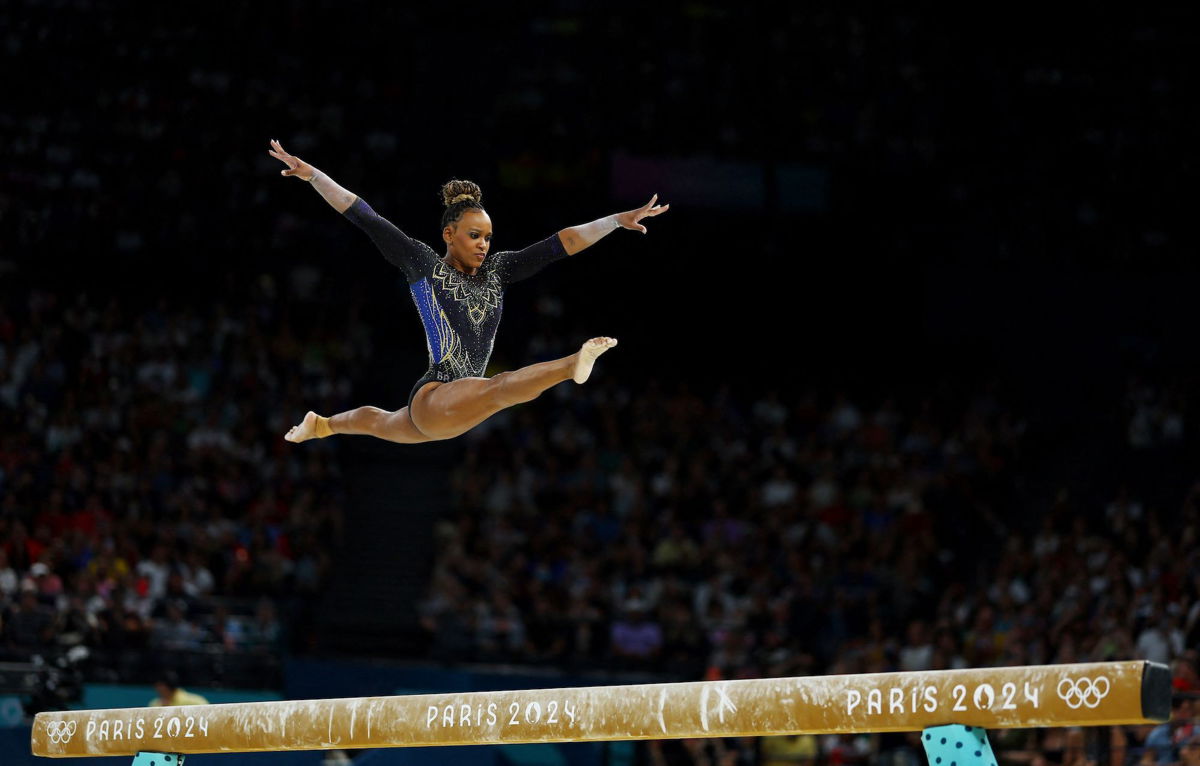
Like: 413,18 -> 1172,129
268,140 -> 668,444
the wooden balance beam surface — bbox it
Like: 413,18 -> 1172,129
32,661 -> 1169,758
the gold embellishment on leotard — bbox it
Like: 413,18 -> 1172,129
436,343 -> 474,380
431,261 -> 502,326
424,294 -> 474,377
432,305 -> 459,364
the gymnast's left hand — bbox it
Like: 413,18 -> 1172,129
615,194 -> 670,234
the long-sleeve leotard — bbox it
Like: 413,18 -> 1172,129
343,198 -> 567,398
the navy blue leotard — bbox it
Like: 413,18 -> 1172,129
343,198 -> 567,406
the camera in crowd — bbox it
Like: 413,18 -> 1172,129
0,647 -> 88,716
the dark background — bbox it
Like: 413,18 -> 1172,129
4,5 -> 1200,766
3,0 -> 1199,696
8,3 -> 1196,386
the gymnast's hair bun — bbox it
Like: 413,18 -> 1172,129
440,180 -> 483,208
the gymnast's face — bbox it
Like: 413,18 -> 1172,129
443,209 -> 492,274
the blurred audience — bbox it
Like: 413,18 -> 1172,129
1,3 -> 1198,762
0,285 -> 358,685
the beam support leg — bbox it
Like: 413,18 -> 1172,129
921,724 -> 996,766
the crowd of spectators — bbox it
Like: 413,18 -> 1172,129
0,284 -> 360,686
4,2 -> 1200,763
424,368 -> 1199,676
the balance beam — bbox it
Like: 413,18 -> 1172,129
32,661 -> 1169,758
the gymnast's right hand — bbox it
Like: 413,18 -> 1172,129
267,139 -> 317,181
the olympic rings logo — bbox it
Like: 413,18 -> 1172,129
1056,676 -> 1110,709
46,720 -> 77,745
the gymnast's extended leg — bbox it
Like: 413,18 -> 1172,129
284,337 -> 615,444
408,336 -> 617,441
285,405 -> 430,444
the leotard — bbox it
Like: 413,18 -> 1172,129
343,198 -> 567,406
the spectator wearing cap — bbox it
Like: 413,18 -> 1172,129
28,561 -> 64,599
149,671 -> 209,707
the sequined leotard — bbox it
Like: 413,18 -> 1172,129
344,198 -> 568,405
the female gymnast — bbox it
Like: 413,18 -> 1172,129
267,140 -> 668,444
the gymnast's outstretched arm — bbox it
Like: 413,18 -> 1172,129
557,194 -> 670,255
268,139 -> 357,213
268,139 -> 431,281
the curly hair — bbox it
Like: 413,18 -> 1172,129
440,179 -> 484,228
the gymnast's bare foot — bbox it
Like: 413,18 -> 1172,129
285,411 -> 330,443
572,337 -> 618,384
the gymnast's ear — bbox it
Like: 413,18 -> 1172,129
442,224 -> 455,244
